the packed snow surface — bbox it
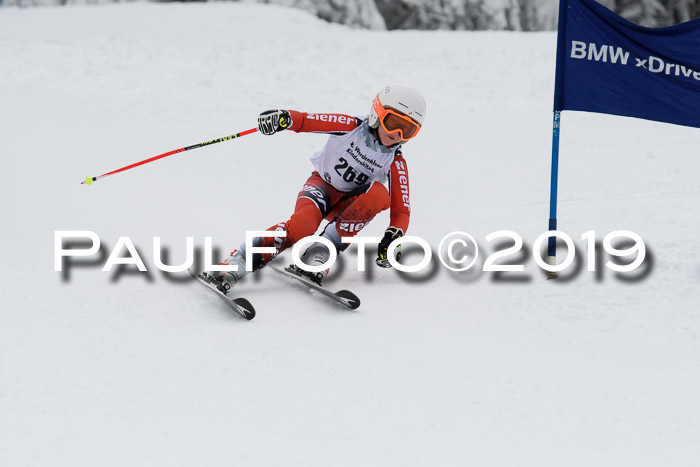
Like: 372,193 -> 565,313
1,3 -> 699,466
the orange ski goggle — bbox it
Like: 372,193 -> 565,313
372,95 -> 421,141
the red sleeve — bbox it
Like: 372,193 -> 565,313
287,110 -> 360,134
388,154 -> 411,233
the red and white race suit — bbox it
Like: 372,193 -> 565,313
234,110 -> 413,269
288,110 -> 411,233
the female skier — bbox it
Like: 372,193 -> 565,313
205,83 -> 426,292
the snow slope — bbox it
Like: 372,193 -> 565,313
1,3 -> 699,466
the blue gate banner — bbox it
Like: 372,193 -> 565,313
553,0 -> 700,128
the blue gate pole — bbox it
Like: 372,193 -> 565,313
547,110 -> 561,278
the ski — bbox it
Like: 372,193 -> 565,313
187,268 -> 256,320
270,265 -> 361,310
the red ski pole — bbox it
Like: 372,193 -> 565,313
81,127 -> 258,185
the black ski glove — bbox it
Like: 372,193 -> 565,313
376,227 -> 404,268
257,109 -> 293,135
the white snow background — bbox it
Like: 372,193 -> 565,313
1,3 -> 699,466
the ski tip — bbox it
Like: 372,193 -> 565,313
233,297 -> 256,320
336,290 -> 361,310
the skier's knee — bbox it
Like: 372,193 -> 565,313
286,197 -> 323,242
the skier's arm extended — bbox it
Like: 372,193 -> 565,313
288,111 -> 361,134
257,109 -> 360,135
376,154 -> 411,268
388,153 -> 410,233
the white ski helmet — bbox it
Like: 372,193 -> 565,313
368,83 -> 426,130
